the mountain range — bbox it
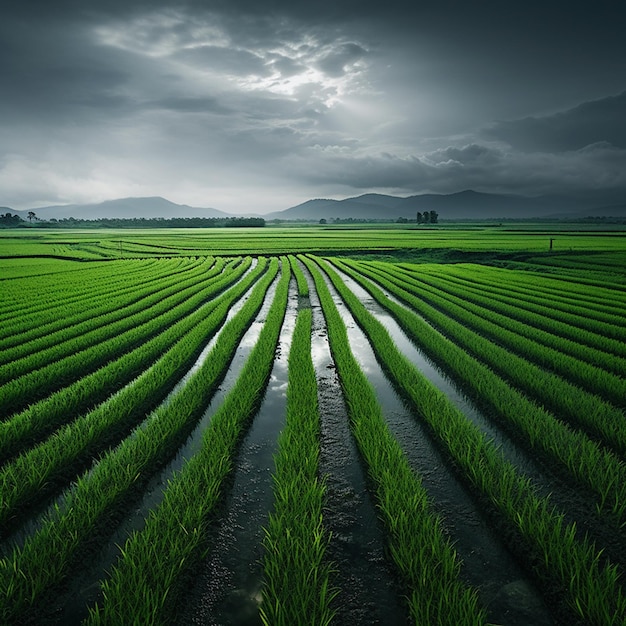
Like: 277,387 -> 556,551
264,190 -> 626,221
5,190 -> 626,222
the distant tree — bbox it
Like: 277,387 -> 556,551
416,211 -> 423,224
27,211 -> 36,222
319,218 -> 327,224
422,211 -> 430,224
429,210 -> 438,224
396,216 -> 408,223
0,212 -> 23,228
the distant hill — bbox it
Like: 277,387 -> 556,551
5,190 -> 626,223
12,197 -> 230,221
267,190 -> 626,221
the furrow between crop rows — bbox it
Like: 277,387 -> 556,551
0,259 -> 284,623
302,255 -> 488,626
332,258 -> 626,469
309,255 -> 626,626
82,258 -> 291,625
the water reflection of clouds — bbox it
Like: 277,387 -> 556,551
311,336 -> 331,368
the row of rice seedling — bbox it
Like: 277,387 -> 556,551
301,255 -> 487,626
83,258 -> 291,625
311,255 -> 626,626
0,258 -> 255,458
539,258 -> 626,281
0,257 -> 222,380
430,260 -> 626,308
336,259 -> 626,455
325,257 -> 626,524
440,262 -> 626,310
441,261 -> 625,305
360,260 -> 625,405
390,263 -> 626,377
405,263 -> 626,343
260,307 -> 335,626
0,257 -> 189,339
0,258 -> 195,350
0,257 -> 215,369
0,259 -> 270,529
0,259 -> 284,623
0,256 -> 164,312
289,253 -> 310,297
0,258 -> 250,417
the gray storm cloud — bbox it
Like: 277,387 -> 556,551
484,91 -> 626,152
1,1 -> 625,211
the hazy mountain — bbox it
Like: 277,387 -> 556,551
265,194 -> 408,220
6,190 -> 626,223
268,190 -> 626,221
13,197 -> 231,220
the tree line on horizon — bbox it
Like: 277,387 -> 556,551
0,214 -> 266,229
394,211 -> 439,224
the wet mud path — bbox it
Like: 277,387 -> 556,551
308,283 -> 408,625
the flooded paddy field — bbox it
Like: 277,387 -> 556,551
1,239 -> 625,625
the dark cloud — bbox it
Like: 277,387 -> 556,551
316,43 -> 367,77
484,91 -> 626,152
1,0 -> 625,211
294,142 -> 626,198
148,96 -> 232,114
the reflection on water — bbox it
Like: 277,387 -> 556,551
308,276 -> 409,626
322,264 -> 555,626
178,281 -> 297,625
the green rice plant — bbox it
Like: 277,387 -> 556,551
0,259 -> 284,624
260,307 -> 336,626
360,260 -> 625,410
301,255 -> 487,626
0,256 -> 193,329
0,258 -> 254,418
0,257 -> 217,373
0,258 -> 270,529
374,263 -> 626,386
419,262 -> 626,317
0,258 -> 253,458
336,256 -> 626,526
310,255 -> 626,626
0,257 -> 189,344
289,254 -> 310,297
386,262 -> 626,380
399,264 -> 626,356
83,258 -> 291,626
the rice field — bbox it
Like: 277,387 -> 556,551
1,228 -> 625,625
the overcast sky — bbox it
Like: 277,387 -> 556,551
2,0 -> 625,213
